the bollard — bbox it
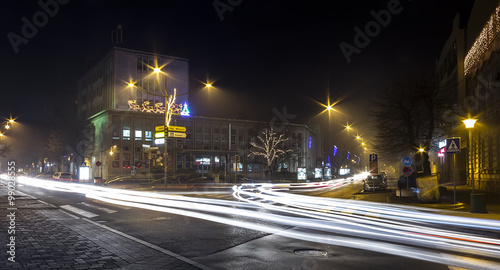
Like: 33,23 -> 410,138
470,193 -> 487,213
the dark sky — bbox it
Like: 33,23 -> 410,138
1,0 -> 474,140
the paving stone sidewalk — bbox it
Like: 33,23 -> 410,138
0,183 -> 211,270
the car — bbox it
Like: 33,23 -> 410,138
363,174 -> 387,192
53,172 -> 74,180
36,172 -> 53,179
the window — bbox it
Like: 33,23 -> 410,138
123,129 -> 130,140
123,118 -> 131,140
145,131 -> 152,141
135,130 -> 142,140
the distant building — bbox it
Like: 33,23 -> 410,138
76,47 -> 321,182
435,13 -> 468,184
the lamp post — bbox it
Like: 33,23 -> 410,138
463,119 -> 477,192
463,118 -> 487,213
128,68 -> 210,189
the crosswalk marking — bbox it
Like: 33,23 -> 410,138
60,205 -> 98,218
78,202 -> 117,213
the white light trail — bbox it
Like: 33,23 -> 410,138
12,176 -> 500,269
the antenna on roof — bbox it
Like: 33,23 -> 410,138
111,25 -> 123,45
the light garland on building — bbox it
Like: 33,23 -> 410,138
464,5 -> 500,75
127,100 -> 190,116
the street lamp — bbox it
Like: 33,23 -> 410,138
128,67 -> 210,189
463,118 -> 477,192
463,118 -> 486,213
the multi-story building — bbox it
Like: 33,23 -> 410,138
76,47 -> 320,182
462,0 -> 500,191
436,13 -> 468,184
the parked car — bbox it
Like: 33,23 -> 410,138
53,172 -> 74,180
36,172 -> 53,179
363,174 -> 387,192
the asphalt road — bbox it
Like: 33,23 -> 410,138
12,177 -> 498,270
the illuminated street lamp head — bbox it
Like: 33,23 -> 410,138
419,148 -> 424,152
0,133 -> 3,137
109,150 -> 113,156
8,119 -> 14,124
128,82 -> 135,87
326,105 -> 332,111
463,118 -> 477,129
206,83 -> 212,88
356,135 -> 360,140
154,67 -> 161,74
5,124 -> 10,130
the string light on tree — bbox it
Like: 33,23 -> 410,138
248,128 -> 292,173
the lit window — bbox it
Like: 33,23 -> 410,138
135,130 -> 142,140
145,131 -> 152,141
123,129 -> 130,140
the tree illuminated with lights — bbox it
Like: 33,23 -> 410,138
248,128 -> 292,174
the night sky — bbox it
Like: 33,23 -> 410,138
1,0 -> 474,141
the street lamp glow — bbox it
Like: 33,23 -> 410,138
206,83 -> 212,88
326,105 -> 332,111
419,148 -> 424,152
356,135 -> 360,140
463,119 -> 477,129
128,82 -> 135,87
154,67 -> 161,74
5,124 -> 10,129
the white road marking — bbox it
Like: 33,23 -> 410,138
60,205 -> 98,218
78,202 -> 117,214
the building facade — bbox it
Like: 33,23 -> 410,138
462,0 -> 500,191
76,47 -> 321,182
438,0 -> 500,191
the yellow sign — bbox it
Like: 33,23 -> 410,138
168,125 -> 186,132
155,125 -> 165,132
155,132 -> 165,138
168,132 -> 187,138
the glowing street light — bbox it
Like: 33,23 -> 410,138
463,118 -> 477,192
128,66 -> 211,189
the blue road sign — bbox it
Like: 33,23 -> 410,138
402,157 -> 412,166
446,138 -> 461,154
369,154 -> 378,162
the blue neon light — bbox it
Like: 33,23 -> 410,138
181,103 -> 190,116
333,145 -> 337,156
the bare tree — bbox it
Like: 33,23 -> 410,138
248,128 -> 293,174
370,74 -> 444,175
45,129 -> 70,167
0,143 -> 12,158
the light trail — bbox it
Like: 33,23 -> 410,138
11,176 -> 500,269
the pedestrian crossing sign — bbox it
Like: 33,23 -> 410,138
446,138 -> 460,154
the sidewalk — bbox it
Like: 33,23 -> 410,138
386,183 -> 500,220
0,183 -> 212,270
